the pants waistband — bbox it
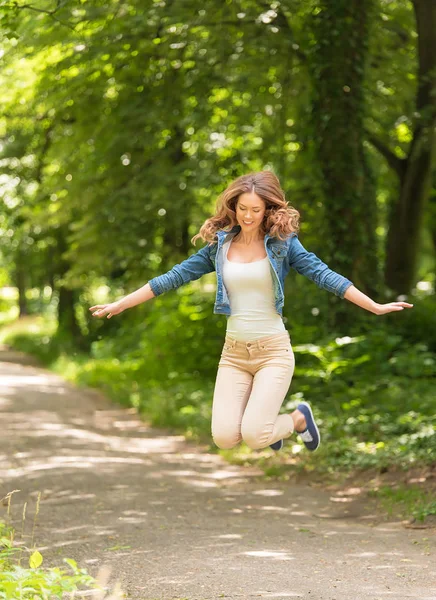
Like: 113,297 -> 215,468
224,331 -> 290,350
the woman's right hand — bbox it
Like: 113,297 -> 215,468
89,301 -> 125,319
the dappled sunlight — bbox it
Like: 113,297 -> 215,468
31,426 -> 185,454
38,538 -> 97,551
242,550 -> 295,561
322,529 -> 364,537
0,373 -> 67,392
330,495 -> 354,503
1,353 -> 435,600
155,468 -> 196,477
207,468 -> 248,480
118,516 -> 147,524
52,524 -> 89,534
111,419 -> 150,432
252,489 -> 284,497
257,505 -> 288,512
1,456 -> 151,479
179,478 -> 218,488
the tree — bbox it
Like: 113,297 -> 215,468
367,0 -> 436,294
306,0 -> 380,322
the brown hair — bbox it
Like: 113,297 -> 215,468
191,170 -> 300,245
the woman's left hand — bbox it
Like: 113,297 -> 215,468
373,302 -> 414,315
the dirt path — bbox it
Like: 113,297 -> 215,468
0,348 -> 435,600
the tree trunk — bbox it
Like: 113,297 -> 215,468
308,0 -> 379,324
15,265 -> 29,318
54,227 -> 82,343
429,185 -> 436,252
57,286 -> 80,339
15,250 -> 28,318
384,0 -> 436,294
162,125 -> 191,259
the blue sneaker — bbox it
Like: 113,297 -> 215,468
296,402 -> 320,452
269,439 -> 283,451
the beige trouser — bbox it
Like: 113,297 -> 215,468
211,331 -> 295,450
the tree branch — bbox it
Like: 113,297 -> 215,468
11,0 -> 76,30
365,131 -> 407,178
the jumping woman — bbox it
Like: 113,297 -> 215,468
90,171 -> 413,453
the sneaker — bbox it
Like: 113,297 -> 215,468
269,439 -> 283,451
296,402 -> 320,452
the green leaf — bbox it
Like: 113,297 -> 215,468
63,558 -> 78,572
29,550 -> 43,569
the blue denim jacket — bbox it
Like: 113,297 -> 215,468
148,226 -> 353,315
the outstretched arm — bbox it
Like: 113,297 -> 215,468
287,236 -> 413,315
344,285 -> 413,315
90,283 -> 155,319
90,243 -> 215,319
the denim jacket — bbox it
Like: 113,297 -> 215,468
148,226 -> 353,316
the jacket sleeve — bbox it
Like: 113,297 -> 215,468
148,244 -> 216,297
287,235 -> 353,298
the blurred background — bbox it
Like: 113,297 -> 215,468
0,1 -> 435,486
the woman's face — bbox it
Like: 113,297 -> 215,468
235,192 -> 266,235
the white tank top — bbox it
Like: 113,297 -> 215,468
223,237 -> 286,341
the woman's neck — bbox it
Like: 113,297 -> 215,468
234,229 -> 264,245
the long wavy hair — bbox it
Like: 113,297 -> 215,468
191,170 -> 300,245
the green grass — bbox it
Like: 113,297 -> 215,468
368,485 -> 436,522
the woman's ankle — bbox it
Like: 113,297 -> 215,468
291,409 -> 307,432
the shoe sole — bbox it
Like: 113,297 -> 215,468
298,401 -> 321,452
269,439 -> 283,451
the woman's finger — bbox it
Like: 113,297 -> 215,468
89,305 -> 105,311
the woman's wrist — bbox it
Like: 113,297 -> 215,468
116,299 -> 128,311
344,286 -> 380,314
370,302 -> 381,315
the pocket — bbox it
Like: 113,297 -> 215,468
271,244 -> 287,260
260,342 -> 293,357
221,341 -> 235,355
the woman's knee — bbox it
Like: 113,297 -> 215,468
241,423 -> 273,450
212,430 -> 241,450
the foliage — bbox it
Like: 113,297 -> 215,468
3,287 -> 435,472
0,0 -> 434,319
0,520 -> 98,600
368,486 -> 436,522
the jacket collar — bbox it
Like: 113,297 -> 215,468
216,225 -> 274,243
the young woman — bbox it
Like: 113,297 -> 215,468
90,171 -> 413,452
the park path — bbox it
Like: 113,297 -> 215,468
0,347 -> 435,600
